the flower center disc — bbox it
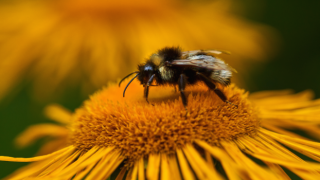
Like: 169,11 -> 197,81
70,81 -> 260,164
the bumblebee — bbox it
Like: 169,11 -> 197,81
119,46 -> 236,110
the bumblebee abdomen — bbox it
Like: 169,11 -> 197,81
210,70 -> 232,85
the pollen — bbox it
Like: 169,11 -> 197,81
70,81 -> 260,166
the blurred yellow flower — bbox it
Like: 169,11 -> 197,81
0,0 -> 276,100
2,81 -> 320,179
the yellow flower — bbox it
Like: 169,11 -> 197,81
2,81 -> 320,179
0,0 -> 277,100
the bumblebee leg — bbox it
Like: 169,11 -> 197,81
144,86 -> 150,104
197,72 -> 236,106
178,74 -> 188,111
144,74 -> 155,104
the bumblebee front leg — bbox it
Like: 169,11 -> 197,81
178,74 -> 188,111
144,74 -> 155,104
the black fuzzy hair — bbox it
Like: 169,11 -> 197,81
157,46 -> 182,62
137,60 -> 157,83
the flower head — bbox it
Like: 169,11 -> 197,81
0,0 -> 277,100
2,81 -> 320,179
71,82 -> 259,167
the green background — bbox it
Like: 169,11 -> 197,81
1,0 -> 320,179
241,0 -> 320,95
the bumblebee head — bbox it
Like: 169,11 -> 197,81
119,61 -> 157,97
137,61 -> 157,86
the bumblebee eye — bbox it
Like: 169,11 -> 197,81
144,65 -> 153,71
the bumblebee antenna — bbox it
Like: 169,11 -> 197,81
123,73 -> 140,97
119,71 -> 139,87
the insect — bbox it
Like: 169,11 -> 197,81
119,46 -> 237,110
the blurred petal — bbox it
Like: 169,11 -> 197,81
14,124 -> 68,149
0,0 -> 277,100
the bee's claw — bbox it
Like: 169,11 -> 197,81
145,98 -> 155,106
184,107 -> 188,118
226,101 -> 238,108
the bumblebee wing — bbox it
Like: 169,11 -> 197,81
181,49 -> 230,58
170,55 -> 236,72
170,55 -> 236,85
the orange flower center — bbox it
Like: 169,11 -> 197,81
70,81 -> 260,165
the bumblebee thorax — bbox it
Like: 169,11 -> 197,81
159,66 -> 174,81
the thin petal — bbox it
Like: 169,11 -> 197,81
167,155 -> 182,180
15,123 -> 68,148
115,167 -> 127,180
147,154 -> 160,180
249,89 -> 294,100
44,104 -> 72,124
125,167 -> 134,180
183,144 -> 223,180
138,157 -> 145,180
160,154 -> 171,180
195,140 -> 242,180
176,149 -> 195,180
0,145 -> 75,162
221,142 -> 279,180
131,160 -> 138,180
